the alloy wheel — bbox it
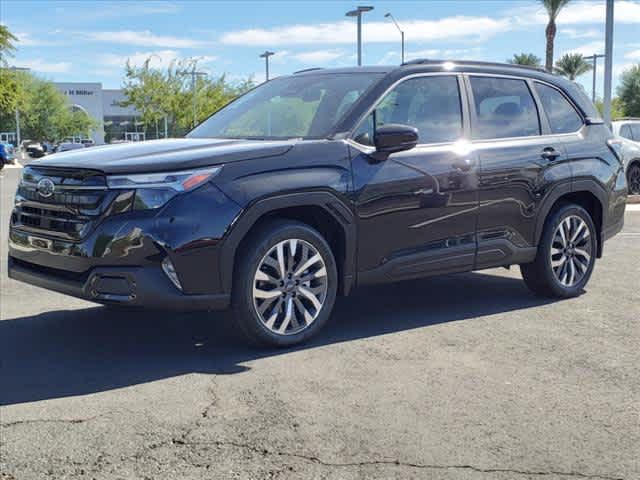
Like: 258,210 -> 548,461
252,238 -> 328,335
550,215 -> 593,288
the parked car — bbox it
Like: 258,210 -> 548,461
55,142 -> 86,153
25,142 -> 45,158
611,118 -> 640,194
8,60 -> 627,347
80,139 -> 95,147
0,142 -> 15,169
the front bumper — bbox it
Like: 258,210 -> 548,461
7,183 -> 242,310
7,256 -> 230,310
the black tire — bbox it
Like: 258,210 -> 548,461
520,203 -> 597,298
232,219 -> 338,347
627,163 -> 640,195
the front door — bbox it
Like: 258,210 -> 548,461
350,74 -> 479,284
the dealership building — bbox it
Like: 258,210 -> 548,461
54,82 -> 142,145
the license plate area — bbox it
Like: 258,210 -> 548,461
28,236 -> 53,251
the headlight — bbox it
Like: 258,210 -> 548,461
107,166 -> 222,210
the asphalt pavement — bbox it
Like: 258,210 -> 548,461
1,164 -> 639,480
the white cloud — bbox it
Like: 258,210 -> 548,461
220,16 -> 511,46
99,50 -> 217,70
625,49 -> 640,59
560,28 -> 602,40
19,58 -> 71,73
291,50 -> 345,63
562,41 -> 605,57
511,1 -> 640,25
86,30 -> 209,48
14,32 -> 44,46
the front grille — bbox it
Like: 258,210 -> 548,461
12,166 -> 115,241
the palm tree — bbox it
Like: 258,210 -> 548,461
508,53 -> 542,67
540,0 -> 571,72
554,53 -> 592,80
0,25 -> 18,66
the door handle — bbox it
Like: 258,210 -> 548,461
540,147 -> 561,161
452,158 -> 474,172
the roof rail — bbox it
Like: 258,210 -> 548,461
293,67 -> 324,74
401,59 -> 548,73
615,117 -> 640,121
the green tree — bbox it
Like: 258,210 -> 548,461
507,53 -> 542,67
554,53 -> 592,80
121,57 -> 255,138
595,97 -> 625,120
0,24 -> 18,65
617,64 -> 640,117
540,0 -> 571,72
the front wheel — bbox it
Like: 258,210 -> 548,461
521,204 -> 597,298
233,220 -> 338,347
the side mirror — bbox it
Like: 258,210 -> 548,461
373,124 -> 418,159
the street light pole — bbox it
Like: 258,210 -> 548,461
178,68 -> 208,128
259,51 -> 275,81
346,6 -> 374,66
384,13 -> 405,64
9,66 -> 30,148
586,53 -> 605,103
603,0 -> 614,127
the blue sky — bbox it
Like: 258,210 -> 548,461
2,0 -> 639,97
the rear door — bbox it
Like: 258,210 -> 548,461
467,75 -> 570,268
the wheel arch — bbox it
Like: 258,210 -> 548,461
220,192 -> 356,296
535,179 -> 607,258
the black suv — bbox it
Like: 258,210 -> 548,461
8,60 -> 627,346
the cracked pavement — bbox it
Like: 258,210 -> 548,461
1,167 -> 639,479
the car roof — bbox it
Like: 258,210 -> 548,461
291,59 -> 601,121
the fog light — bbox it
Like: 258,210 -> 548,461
162,257 -> 183,291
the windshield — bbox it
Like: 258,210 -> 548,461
188,73 -> 382,140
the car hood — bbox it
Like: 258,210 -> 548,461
32,138 -> 295,174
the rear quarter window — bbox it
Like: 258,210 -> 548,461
534,82 -> 583,134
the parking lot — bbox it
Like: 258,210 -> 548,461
1,164 -> 639,480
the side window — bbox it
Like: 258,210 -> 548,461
630,124 -> 640,140
469,76 -> 540,140
620,124 -> 634,140
535,82 -> 584,134
353,76 -> 463,146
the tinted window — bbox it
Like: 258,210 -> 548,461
620,124 -> 634,140
353,76 -> 463,146
470,77 -> 540,140
630,124 -> 640,140
535,83 -> 583,134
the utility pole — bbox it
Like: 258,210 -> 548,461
385,13 -> 405,64
346,6 -> 374,66
586,53 -> 605,103
259,51 -> 275,81
9,66 -> 30,148
178,67 -> 208,128
603,0 -> 614,127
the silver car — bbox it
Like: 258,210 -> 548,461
611,119 -> 640,194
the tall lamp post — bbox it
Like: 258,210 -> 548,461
603,0 -> 614,127
586,53 -> 605,103
384,13 -> 405,64
346,6 -> 374,66
260,51 -> 275,81
10,66 -> 30,149
178,67 -> 208,128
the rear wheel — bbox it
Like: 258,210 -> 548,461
521,204 -> 597,298
233,220 -> 337,347
627,163 -> 640,195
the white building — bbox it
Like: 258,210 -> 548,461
54,82 -> 139,145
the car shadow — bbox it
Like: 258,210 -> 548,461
1,271 -> 556,406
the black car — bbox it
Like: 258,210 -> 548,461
8,60 -> 627,346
